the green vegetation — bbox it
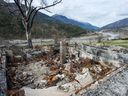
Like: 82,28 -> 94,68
0,5 -> 88,39
85,39 -> 128,48
0,9 -> 25,39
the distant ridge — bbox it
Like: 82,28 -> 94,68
52,14 -> 99,31
101,18 -> 128,30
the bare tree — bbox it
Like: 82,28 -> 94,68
7,0 -> 62,48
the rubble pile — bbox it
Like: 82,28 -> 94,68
7,46 -> 113,94
82,66 -> 128,96
1,44 -> 124,96
0,45 -> 50,95
57,58 -> 112,93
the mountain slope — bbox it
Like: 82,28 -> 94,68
0,0 -> 89,39
101,18 -> 128,30
52,14 -> 99,31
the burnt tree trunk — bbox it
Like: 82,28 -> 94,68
13,0 -> 62,48
23,21 -> 33,48
26,30 -> 33,48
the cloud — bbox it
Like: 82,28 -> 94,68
10,0 -> 128,27
42,0 -> 128,27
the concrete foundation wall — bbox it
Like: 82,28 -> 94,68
80,45 -> 128,67
0,54 -> 7,96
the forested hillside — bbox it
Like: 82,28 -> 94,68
0,0 -> 89,39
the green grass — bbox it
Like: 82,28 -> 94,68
85,39 -> 128,48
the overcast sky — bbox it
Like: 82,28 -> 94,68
10,0 -> 128,27
38,0 -> 128,27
